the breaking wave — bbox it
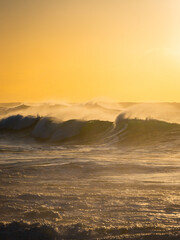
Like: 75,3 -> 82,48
0,114 -> 180,145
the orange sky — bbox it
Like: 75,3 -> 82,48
1,0 -> 180,102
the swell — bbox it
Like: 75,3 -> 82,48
0,114 -> 180,145
0,221 -> 180,240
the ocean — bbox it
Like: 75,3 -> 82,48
0,101 -> 180,239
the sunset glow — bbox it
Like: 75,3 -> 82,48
1,0 -> 180,102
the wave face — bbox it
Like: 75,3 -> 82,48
0,114 -> 39,130
0,113 -> 180,145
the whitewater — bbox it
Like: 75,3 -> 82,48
0,101 -> 180,239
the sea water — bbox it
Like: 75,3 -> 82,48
0,101 -> 180,239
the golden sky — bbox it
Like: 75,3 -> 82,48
1,0 -> 180,102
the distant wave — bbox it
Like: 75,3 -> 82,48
7,104 -> 30,112
0,104 -> 30,115
0,114 -> 180,145
0,221 -> 180,240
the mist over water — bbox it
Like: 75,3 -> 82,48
1,100 -> 180,123
0,101 -> 180,239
